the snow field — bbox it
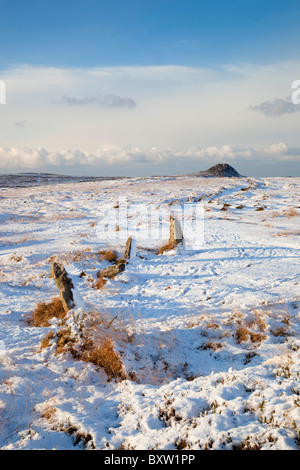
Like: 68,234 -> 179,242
0,175 -> 299,449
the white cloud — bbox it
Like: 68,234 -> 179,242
0,142 -> 298,173
264,142 -> 287,154
0,61 -> 299,175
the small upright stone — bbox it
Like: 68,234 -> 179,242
50,262 -> 75,313
169,216 -> 183,245
123,236 -> 137,260
124,236 -> 133,259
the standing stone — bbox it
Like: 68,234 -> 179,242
169,216 -> 183,245
123,236 -> 136,259
50,262 -> 75,313
123,236 -> 133,260
96,236 -> 136,280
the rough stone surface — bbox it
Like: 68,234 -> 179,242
50,262 -> 75,312
97,236 -> 135,280
170,216 -> 183,245
123,236 -> 133,259
195,163 -> 241,178
97,260 -> 126,279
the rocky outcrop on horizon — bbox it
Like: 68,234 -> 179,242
195,163 -> 241,177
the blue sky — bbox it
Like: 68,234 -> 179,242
0,0 -> 300,176
1,0 -> 300,68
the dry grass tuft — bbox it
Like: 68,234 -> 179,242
32,298 -> 66,327
157,240 -> 176,255
284,208 -> 298,218
235,326 -> 251,343
82,338 -> 126,381
40,331 -> 55,349
40,406 -> 57,422
247,312 -> 267,332
9,254 -> 23,262
94,277 -> 107,289
270,326 -> 289,337
200,341 -> 222,351
55,327 -> 78,357
98,249 -> 118,263
51,309 -> 129,382
233,309 -> 267,345
236,326 -> 266,344
272,208 -> 299,218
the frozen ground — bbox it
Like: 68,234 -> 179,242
0,174 -> 299,450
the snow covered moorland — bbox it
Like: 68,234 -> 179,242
0,172 -> 299,450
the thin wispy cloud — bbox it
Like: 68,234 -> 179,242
55,94 -> 137,109
252,97 -> 300,116
15,120 -> 27,127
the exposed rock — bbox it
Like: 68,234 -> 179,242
123,236 -> 133,260
96,237 -> 135,280
195,163 -> 241,178
97,260 -> 126,279
169,216 -> 183,245
50,262 -> 75,313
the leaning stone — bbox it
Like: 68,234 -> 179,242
123,236 -> 136,259
123,236 -> 133,259
50,262 -> 75,313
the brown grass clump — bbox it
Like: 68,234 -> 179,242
272,208 -> 298,218
32,298 -> 66,327
277,230 -> 300,237
9,254 -> 23,262
94,277 -> 107,289
284,208 -> 298,218
51,309 -> 128,381
200,341 -> 222,351
206,321 -> 220,330
250,332 -> 266,343
236,326 -> 266,344
98,249 -> 118,263
234,440 -> 263,450
270,326 -> 289,337
55,327 -> 78,357
40,331 -> 55,349
82,338 -> 126,381
248,312 -> 267,332
236,327 -> 251,343
157,240 -> 176,255
175,438 -> 188,450
40,406 -> 57,422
